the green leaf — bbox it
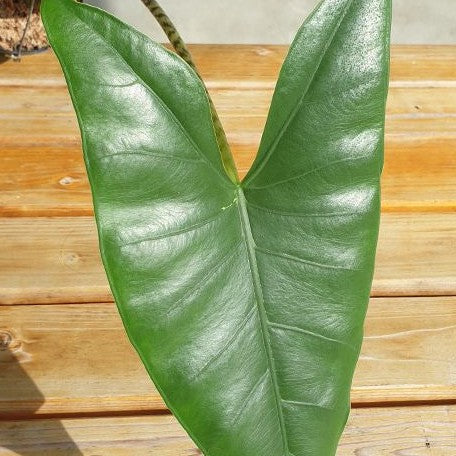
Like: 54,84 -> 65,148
41,0 -> 391,454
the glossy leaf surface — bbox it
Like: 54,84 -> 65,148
42,0 -> 391,454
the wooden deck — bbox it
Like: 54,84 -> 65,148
1,45 -> 455,454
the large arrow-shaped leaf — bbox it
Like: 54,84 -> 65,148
42,0 -> 391,454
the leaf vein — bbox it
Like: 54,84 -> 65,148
165,239 -> 243,318
246,201 -> 358,218
247,156 -> 367,190
237,188 -> 290,454
231,370 -> 269,426
122,202 -> 236,247
189,306 -> 256,382
97,150 -> 204,164
256,246 -> 359,271
282,399 -> 333,411
267,321 -> 355,350
243,0 -> 355,187
71,8 -> 231,187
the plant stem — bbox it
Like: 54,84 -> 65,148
12,0 -> 36,60
140,0 -> 239,184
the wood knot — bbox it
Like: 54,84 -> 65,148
62,252 -> 80,266
59,176 -> 78,186
255,47 -> 271,56
0,330 -> 29,362
0,330 -> 13,351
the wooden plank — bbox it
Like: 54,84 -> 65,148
355,297 -> 456,404
2,85 -> 455,144
387,45 -> 456,86
0,144 -> 90,217
0,405 -> 455,455
1,297 -> 455,416
1,45 -> 455,87
2,138 -> 455,217
1,138 -> 455,217
381,137 -> 456,213
1,85 -> 455,216
0,217 -> 112,305
373,213 -> 456,297
2,78 -> 456,119
0,213 -> 454,305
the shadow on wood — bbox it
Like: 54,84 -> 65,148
0,331 -> 83,455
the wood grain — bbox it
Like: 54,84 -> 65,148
0,145 -> 90,217
1,46 -> 455,87
1,213 -> 454,305
2,86 -> 455,140
0,217 -> 111,305
1,297 -> 455,417
0,405 -> 455,455
2,137 -> 455,217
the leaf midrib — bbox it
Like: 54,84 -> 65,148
236,187 -> 289,455
70,11 -> 289,439
235,5 -> 356,448
68,2 -> 231,188
243,0 -> 354,187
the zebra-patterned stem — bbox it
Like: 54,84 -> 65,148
140,0 -> 195,70
140,0 -> 239,184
